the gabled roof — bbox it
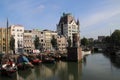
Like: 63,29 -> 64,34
58,13 -> 76,26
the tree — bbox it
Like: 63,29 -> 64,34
34,35 -> 40,49
110,30 -> 120,48
81,37 -> 89,46
9,36 -> 15,54
102,36 -> 110,43
51,35 -> 58,50
67,37 -> 71,47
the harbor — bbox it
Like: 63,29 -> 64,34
0,0 -> 120,80
1,52 -> 120,80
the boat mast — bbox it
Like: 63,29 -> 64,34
6,18 -> 9,54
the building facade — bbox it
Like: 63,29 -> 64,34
0,28 -> 11,54
98,36 -> 105,42
57,13 -> 80,46
23,30 -> 33,53
32,29 -> 42,51
43,29 -> 57,51
9,25 -> 24,54
57,35 -> 67,53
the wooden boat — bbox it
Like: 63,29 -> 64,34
82,48 -> 91,57
41,54 -> 55,63
0,59 -> 17,76
42,57 -> 55,63
17,54 -> 34,70
27,55 -> 42,65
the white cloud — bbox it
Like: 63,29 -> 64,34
33,5 -> 45,13
81,8 -> 120,28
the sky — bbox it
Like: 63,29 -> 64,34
0,0 -> 120,39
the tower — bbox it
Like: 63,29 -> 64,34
57,13 -> 80,46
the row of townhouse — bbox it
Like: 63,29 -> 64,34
24,29 -> 67,53
0,13 -> 80,54
0,25 -> 67,54
0,25 -> 24,54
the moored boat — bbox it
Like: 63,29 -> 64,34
27,55 -> 42,65
82,48 -> 91,57
0,58 -> 17,76
17,54 -> 34,70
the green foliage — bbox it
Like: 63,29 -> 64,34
34,35 -> 40,49
81,37 -> 89,46
51,35 -> 58,50
102,36 -> 111,43
110,30 -> 120,47
9,36 -> 15,51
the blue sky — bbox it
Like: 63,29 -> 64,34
0,0 -> 120,39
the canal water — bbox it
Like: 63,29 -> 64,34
1,53 -> 120,80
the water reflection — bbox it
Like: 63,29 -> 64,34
82,53 -> 120,80
103,53 -> 120,69
1,53 -> 120,80
0,74 -> 17,80
68,62 -> 82,80
111,56 -> 120,68
37,62 -> 82,80
2,61 -> 81,80
83,56 -> 87,66
17,69 -> 34,80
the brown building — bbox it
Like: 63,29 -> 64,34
57,35 -> 67,53
23,30 -> 33,53
0,27 -> 11,54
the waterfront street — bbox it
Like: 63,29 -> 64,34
1,53 -> 120,80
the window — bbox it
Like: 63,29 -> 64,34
3,38 -> 5,41
12,29 -> 15,31
41,32 -> 43,34
41,39 -> 43,42
3,47 -> 6,51
20,29 -> 22,31
3,43 -> 5,45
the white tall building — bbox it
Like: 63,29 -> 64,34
57,13 -> 80,46
10,25 -> 24,54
